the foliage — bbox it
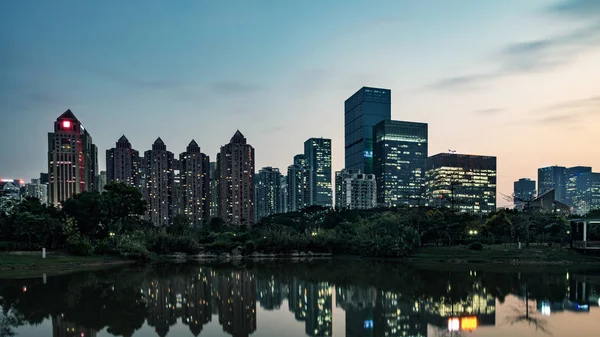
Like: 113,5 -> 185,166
469,241 -> 483,250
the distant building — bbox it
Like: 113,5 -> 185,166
209,162 -> 218,219
304,138 -> 333,207
217,130 -> 255,226
179,140 -> 210,227
344,87 -> 391,174
573,172 -> 600,215
527,189 -> 571,214
256,167 -> 282,221
106,135 -> 141,188
97,171 -> 107,193
566,166 -> 592,208
144,138 -> 175,227
513,178 -> 536,209
538,166 -> 566,203
287,154 -> 311,212
335,169 -> 377,210
373,120 -> 428,207
0,179 -> 23,200
24,179 -> 48,204
426,153 -> 497,215
279,175 -> 288,214
47,109 -> 97,206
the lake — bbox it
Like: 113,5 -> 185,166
1,260 -> 599,337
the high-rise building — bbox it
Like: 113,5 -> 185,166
538,166 -> 566,202
97,171 -> 107,193
144,138 -> 175,227
209,162 -> 218,219
179,140 -> 210,227
106,135 -> 140,188
426,153 -> 497,215
304,138 -> 333,207
279,175 -> 288,214
566,166 -> 592,207
256,167 -> 282,221
344,87 -> 391,174
24,178 -> 48,204
574,172 -> 600,215
286,154 -> 311,212
373,120 -> 428,207
335,169 -> 377,210
217,131 -> 255,226
47,109 -> 97,206
513,178 -> 536,209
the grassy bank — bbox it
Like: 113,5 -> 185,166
0,251 -> 133,278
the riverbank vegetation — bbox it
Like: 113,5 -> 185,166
0,182 -> 585,262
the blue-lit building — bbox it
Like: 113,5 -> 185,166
574,172 -> 600,215
304,138 -> 332,207
344,87 -> 391,174
566,166 -> 592,207
513,178 -> 536,209
373,120 -> 428,207
538,166 -> 566,203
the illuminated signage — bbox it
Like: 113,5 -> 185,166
363,151 -> 373,158
62,120 -> 71,129
363,320 -> 373,329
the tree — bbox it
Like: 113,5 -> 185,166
102,183 -> 147,235
61,191 -> 106,239
168,214 -> 191,235
484,211 -> 514,243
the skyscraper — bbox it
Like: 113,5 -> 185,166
304,138 -> 332,207
47,109 -> 97,206
217,130 -> 255,226
513,178 -> 536,209
209,162 -> 218,219
106,135 -> 140,188
144,138 -> 175,227
426,153 -> 497,215
286,154 -> 311,212
538,166 -> 566,202
574,172 -> 600,215
97,171 -> 107,192
566,166 -> 592,207
279,174 -> 288,214
344,87 -> 391,174
256,167 -> 282,221
335,169 -> 377,210
373,120 -> 428,207
179,140 -> 210,227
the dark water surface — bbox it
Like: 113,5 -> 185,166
1,260 -> 599,337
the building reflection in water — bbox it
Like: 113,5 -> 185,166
288,279 -> 333,336
52,315 -> 97,337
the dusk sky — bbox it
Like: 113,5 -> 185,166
1,0 -> 599,206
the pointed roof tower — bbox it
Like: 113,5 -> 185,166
58,109 -> 77,120
116,135 -> 132,149
152,137 -> 167,151
230,130 -> 247,144
186,139 -> 200,153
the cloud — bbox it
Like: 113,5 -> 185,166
538,114 -> 576,124
429,2 -> 600,91
473,108 -> 506,116
210,81 -> 261,94
547,95 -> 600,111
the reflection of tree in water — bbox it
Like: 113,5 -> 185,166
0,307 -> 21,337
505,279 -> 551,335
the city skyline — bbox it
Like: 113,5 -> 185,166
2,0 -> 600,208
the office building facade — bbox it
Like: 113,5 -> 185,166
335,169 -> 377,210
426,153 -> 497,215
144,138 -> 175,227
373,120 -> 428,207
304,138 -> 332,207
209,162 -> 218,220
286,154 -> 311,212
566,166 -> 592,207
24,179 -> 48,204
47,109 -> 97,206
344,87 -> 391,174
513,178 -> 536,209
573,172 -> 600,215
106,135 -> 140,188
538,166 -> 566,203
179,140 -> 210,227
256,167 -> 282,221
216,130 -> 255,226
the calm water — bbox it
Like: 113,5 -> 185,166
1,260 -> 599,337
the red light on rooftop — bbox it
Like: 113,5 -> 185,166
62,120 -> 71,129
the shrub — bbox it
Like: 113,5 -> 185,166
469,241 -> 483,251
66,236 -> 95,256
147,232 -> 201,255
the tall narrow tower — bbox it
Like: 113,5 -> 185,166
106,135 -> 140,188
179,140 -> 210,227
144,138 -> 175,227
47,109 -> 97,206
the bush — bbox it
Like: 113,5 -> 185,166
469,241 -> 483,251
147,232 -> 201,255
66,237 -> 95,256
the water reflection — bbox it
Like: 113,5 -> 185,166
1,261 -> 600,337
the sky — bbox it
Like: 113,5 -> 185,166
1,0 -> 600,207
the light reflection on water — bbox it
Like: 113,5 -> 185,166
1,261 -> 599,337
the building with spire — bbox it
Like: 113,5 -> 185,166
47,109 -> 97,206
179,140 -> 210,227
144,138 -> 175,227
106,135 -> 140,189
216,131 -> 255,226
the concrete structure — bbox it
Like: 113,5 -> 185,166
144,138 -> 175,227
106,135 -> 140,188
538,166 -> 567,203
47,109 -> 97,206
216,130 -> 255,226
426,153 -> 497,215
513,178 -> 536,209
344,87 -> 391,174
373,120 -> 428,207
304,138 -> 332,207
256,167 -> 282,221
24,178 -> 48,204
179,140 -> 210,227
335,169 -> 377,209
